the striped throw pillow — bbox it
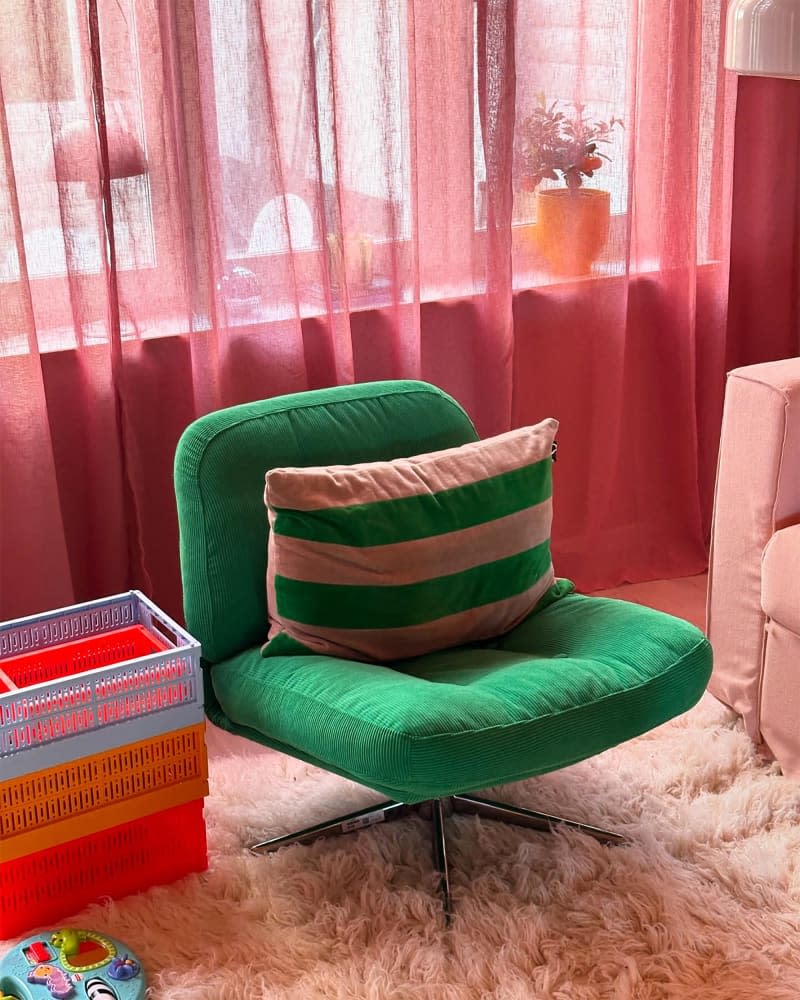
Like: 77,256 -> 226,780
261,419 -> 568,663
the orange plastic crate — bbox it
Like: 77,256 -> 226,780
0,724 -> 208,862
0,799 -> 208,939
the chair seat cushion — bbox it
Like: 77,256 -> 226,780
210,593 -> 712,803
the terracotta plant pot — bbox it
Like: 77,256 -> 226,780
533,187 -> 611,276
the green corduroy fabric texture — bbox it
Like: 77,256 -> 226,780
210,592 -> 712,802
175,378 -> 713,803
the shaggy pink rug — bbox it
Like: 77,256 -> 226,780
6,690 -> 799,998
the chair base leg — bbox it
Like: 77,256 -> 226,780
249,799 -> 412,854
452,793 -> 630,846
431,798 -> 453,926
249,793 -> 628,920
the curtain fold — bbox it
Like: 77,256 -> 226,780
0,0 -> 779,623
474,0 -> 517,436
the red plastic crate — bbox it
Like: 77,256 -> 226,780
0,799 -> 208,938
0,625 -> 166,690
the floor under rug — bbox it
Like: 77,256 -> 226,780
4,575 -> 800,998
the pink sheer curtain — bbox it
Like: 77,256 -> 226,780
510,0 -> 736,590
0,0 -> 739,622
0,0 -> 516,621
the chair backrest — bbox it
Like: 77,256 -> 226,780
174,380 -> 478,663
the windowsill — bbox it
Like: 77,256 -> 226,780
0,242 -> 724,359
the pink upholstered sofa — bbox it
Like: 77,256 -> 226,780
707,359 -> 800,778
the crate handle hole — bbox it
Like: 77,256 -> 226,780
148,618 -> 179,648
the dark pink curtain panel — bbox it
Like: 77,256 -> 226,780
726,76 -> 800,371
0,0 -> 740,622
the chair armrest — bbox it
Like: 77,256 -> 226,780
762,524 -> 800,633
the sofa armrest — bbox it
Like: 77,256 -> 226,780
762,524 -> 800,634
707,359 -> 800,741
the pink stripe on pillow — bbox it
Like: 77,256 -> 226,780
268,502 -> 551,587
265,420 -> 559,511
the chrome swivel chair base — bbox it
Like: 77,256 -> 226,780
249,794 -> 629,924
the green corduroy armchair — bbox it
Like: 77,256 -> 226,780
174,380 -> 712,920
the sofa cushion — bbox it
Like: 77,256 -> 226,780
761,524 -> 800,634
262,420 -> 566,662
212,593 -> 713,803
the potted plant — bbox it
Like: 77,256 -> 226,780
515,98 -> 623,275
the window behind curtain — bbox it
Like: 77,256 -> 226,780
0,0 -> 153,285
0,0 -> 729,354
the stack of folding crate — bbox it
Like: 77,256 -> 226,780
0,591 -> 208,938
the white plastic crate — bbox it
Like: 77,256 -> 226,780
0,591 -> 203,779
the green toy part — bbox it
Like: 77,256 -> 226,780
49,929 -> 117,973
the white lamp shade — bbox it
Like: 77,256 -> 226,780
725,0 -> 800,78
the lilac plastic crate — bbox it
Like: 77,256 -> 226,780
0,591 -> 203,779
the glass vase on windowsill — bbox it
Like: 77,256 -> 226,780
326,233 -> 375,291
216,266 -> 262,321
514,98 -> 623,277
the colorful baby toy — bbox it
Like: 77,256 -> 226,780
0,928 -> 145,1000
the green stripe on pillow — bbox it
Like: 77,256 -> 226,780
274,540 -> 551,630
272,461 -> 551,547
